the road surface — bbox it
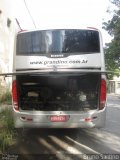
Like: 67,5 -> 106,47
7,94 -> 120,160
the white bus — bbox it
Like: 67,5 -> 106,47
12,27 -> 107,128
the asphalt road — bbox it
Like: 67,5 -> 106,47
7,94 -> 120,160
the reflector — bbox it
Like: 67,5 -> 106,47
12,80 -> 18,111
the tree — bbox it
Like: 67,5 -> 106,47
103,0 -> 120,78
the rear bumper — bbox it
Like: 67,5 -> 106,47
13,108 -> 106,128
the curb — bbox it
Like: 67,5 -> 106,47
0,104 -> 12,112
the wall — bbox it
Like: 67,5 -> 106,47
0,0 -> 15,97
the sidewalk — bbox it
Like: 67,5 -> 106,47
107,93 -> 120,98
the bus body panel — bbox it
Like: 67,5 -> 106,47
13,107 -> 106,128
15,53 -> 101,70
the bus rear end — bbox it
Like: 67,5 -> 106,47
12,28 -> 107,128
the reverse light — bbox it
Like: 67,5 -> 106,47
99,79 -> 106,110
12,80 -> 18,111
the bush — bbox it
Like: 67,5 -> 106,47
0,91 -> 12,104
0,109 -> 14,153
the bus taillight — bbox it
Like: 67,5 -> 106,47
99,79 -> 106,110
12,80 -> 18,111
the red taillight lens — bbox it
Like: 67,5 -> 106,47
99,79 -> 106,110
12,80 -> 18,111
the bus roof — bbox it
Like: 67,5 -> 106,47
18,26 -> 99,34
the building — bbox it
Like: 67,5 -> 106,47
0,0 -> 16,97
108,76 -> 120,94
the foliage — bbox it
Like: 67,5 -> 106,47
103,0 -> 120,79
110,0 -> 120,7
0,91 -> 12,104
0,109 -> 14,153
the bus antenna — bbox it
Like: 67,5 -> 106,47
15,18 -> 23,31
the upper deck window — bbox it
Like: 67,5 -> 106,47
16,29 -> 100,55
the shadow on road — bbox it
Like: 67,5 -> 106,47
7,126 -> 120,160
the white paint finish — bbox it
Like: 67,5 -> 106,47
15,53 -> 101,69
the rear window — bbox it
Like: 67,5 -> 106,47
16,29 -> 100,55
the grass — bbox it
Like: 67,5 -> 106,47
0,109 -> 15,153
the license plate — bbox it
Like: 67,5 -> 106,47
49,115 -> 69,122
